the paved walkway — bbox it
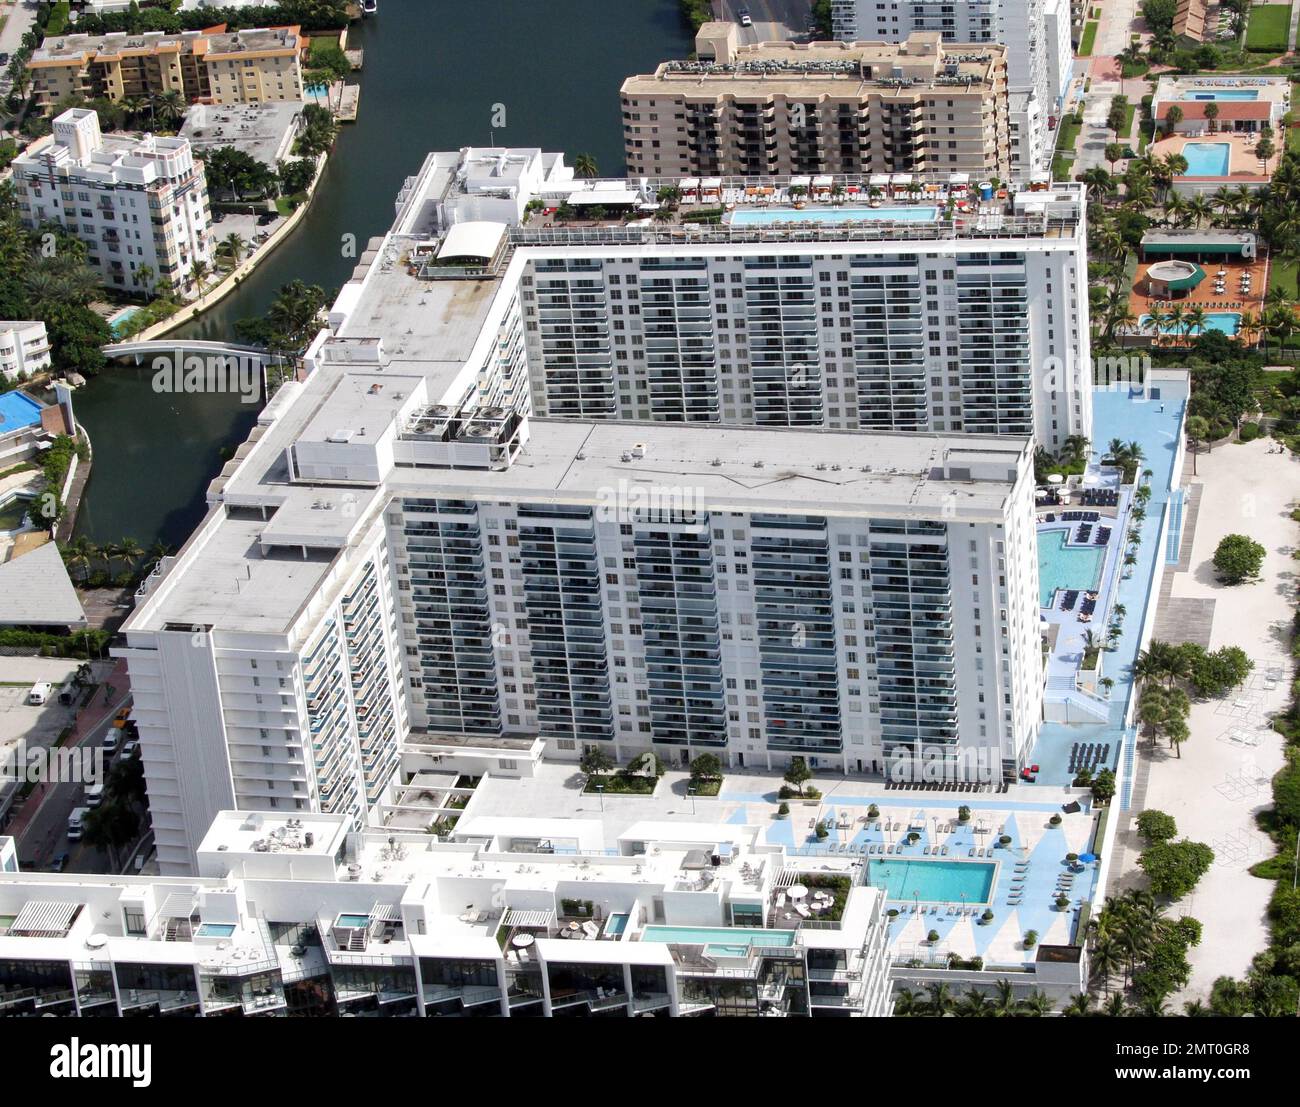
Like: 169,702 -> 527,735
1131,438 -> 1300,1000
1289,0 -> 1299,53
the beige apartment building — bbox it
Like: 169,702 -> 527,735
621,26 -> 1010,181
28,25 -> 305,113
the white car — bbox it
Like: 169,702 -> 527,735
738,7 -> 753,26
121,740 -> 140,760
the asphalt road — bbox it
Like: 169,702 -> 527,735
712,0 -> 816,45
14,691 -> 134,874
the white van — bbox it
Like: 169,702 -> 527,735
86,782 -> 104,808
67,806 -> 89,840
26,682 -> 52,706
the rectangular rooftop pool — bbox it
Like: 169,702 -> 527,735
867,859 -> 996,904
1038,527 -> 1107,607
729,206 -> 939,225
640,925 -> 797,956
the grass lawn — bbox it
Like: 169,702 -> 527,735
274,191 -> 308,216
1080,21 -> 1099,57
1056,115 -> 1083,155
1288,123 -> 1300,154
1245,4 -> 1292,52
1270,258 -> 1299,298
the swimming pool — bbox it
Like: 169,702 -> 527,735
1181,142 -> 1231,176
730,206 -> 939,225
640,925 -> 797,958
335,913 -> 371,928
867,859 -> 996,904
1188,90 -> 1258,101
1138,311 -> 1240,337
197,923 -> 237,938
108,305 -> 143,337
1038,527 -> 1107,607
604,912 -> 628,938
0,391 -> 43,434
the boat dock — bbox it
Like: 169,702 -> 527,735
327,81 -> 361,122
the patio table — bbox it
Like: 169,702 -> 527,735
788,884 -> 808,903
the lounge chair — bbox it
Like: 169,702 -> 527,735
796,903 -> 812,919
969,848 -> 976,857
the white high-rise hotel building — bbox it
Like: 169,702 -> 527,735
830,0 -> 1075,175
117,149 -> 1089,873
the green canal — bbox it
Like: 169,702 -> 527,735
73,0 -> 693,549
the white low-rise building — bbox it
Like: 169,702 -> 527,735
0,322 -> 51,381
11,108 -> 213,297
0,813 -> 893,1017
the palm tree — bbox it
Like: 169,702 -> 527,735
1102,992 -> 1128,1017
151,89 -> 185,129
1062,434 -> 1090,466
219,232 -> 248,272
573,153 -> 599,178
101,539 -> 125,577
1018,991 -> 1055,1017
956,989 -> 993,1017
1063,992 -> 1094,1016
1185,195 -> 1214,229
990,978 -> 1019,1017
121,95 -> 149,129
189,259 -> 211,295
893,987 -> 924,1016
118,536 -> 144,577
923,981 -> 954,1016
1183,305 -> 1207,341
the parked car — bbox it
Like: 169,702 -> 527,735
121,740 -> 140,760
738,7 -> 752,27
51,852 -> 69,872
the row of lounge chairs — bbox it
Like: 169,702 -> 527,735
1080,489 -> 1118,507
1060,510 -> 1100,522
1070,741 -> 1109,774
880,779 -> 1008,792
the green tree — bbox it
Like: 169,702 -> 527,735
1138,839 -> 1215,899
579,745 -> 614,777
1212,534 -> 1265,583
574,153 -> 599,178
1163,103 -> 1183,136
1136,810 -> 1178,843
688,752 -> 723,784
1185,414 -> 1210,474
783,756 -> 812,796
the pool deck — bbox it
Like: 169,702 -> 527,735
745,788 -> 1101,967
1126,254 -> 1265,346
1149,131 -> 1280,185
1028,378 -> 1190,794
1037,485 -> 1130,733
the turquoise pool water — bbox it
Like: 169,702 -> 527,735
640,925 -> 797,956
335,913 -> 370,928
0,391 -> 43,433
1038,527 -> 1107,607
1188,90 -> 1258,100
730,206 -> 939,225
1181,142 -> 1231,176
1138,311 -> 1240,337
868,859 -> 996,903
108,306 -> 144,337
605,912 -> 628,937
197,923 -> 236,938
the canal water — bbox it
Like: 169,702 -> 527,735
73,0 -> 693,549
